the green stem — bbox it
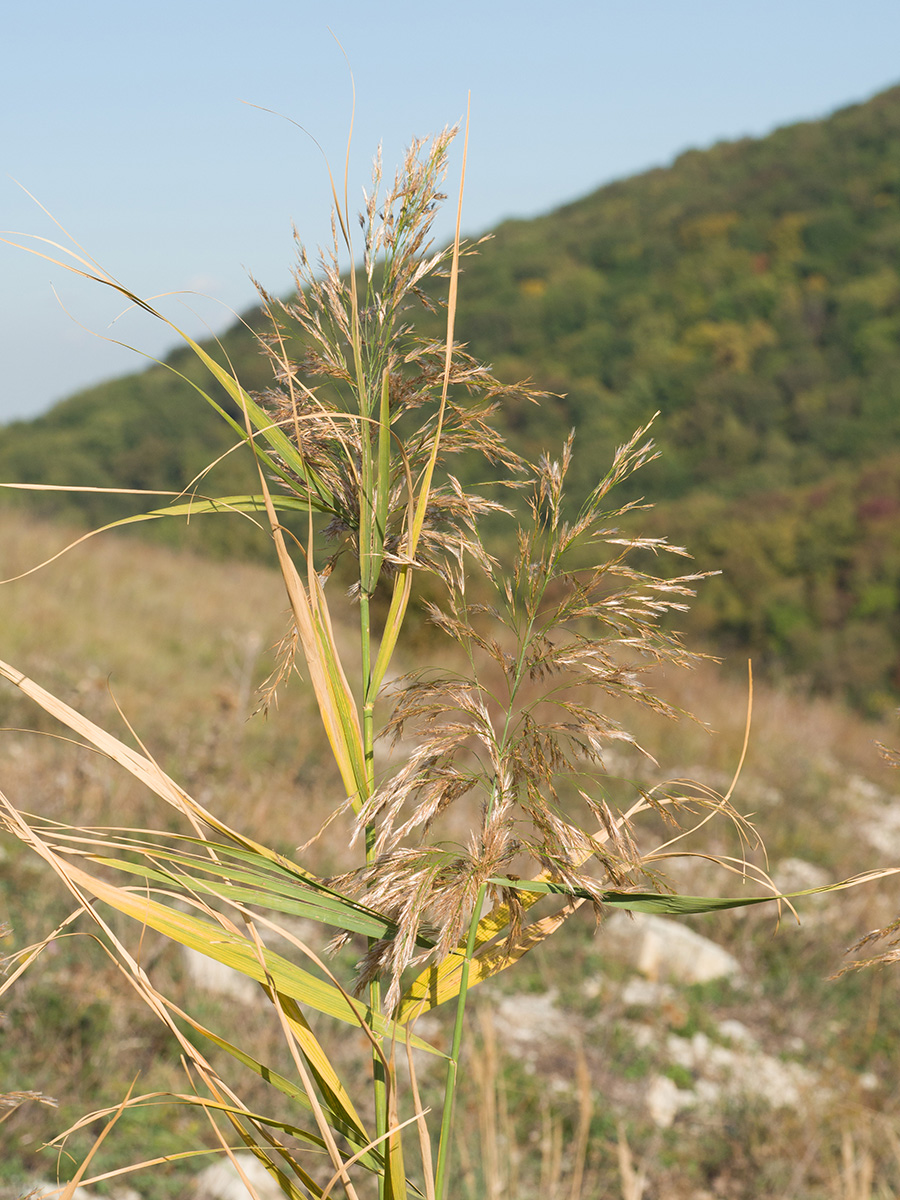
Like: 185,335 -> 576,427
434,882 -> 487,1200
359,590 -> 387,1200
360,592 -> 376,793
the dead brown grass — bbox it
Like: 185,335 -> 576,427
4,508 -> 900,1200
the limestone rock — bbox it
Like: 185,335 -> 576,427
192,1154 -> 284,1200
492,989 -> 566,1045
646,1074 -> 694,1128
605,912 -> 741,984
181,945 -> 260,1005
859,798 -> 900,857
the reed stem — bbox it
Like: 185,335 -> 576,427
359,588 -> 387,1200
434,882 -> 487,1200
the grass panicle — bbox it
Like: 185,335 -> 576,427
2,119 -> 896,1200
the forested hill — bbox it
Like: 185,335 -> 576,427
448,82 -> 900,500
3,84 -> 900,706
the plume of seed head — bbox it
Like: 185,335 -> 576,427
343,422 -> 735,1009
249,130 -> 540,595
244,132 -> 740,1011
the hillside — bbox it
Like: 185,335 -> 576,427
2,509 -> 900,1199
4,85 -> 900,702
448,84 -> 900,500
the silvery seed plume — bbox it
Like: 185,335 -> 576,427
342,423 -> 736,1009
247,130 -> 540,601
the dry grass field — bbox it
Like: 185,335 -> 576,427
3,509 -> 900,1198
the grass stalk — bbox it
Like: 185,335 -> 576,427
359,582 -> 387,1197
433,882 -> 487,1200
4,108 -> 896,1200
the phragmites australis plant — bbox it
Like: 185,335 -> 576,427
1,118 -> 891,1200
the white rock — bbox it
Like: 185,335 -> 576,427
621,977 -> 674,1007
181,946 -> 260,1005
860,800 -> 900,858
492,989 -> 566,1045
646,1074 -> 695,1128
665,1031 -> 818,1109
582,976 -> 604,1000
667,1031 -> 712,1070
731,1049 -> 816,1108
193,1154 -> 284,1200
717,1018 -> 756,1048
28,1187 -> 90,1200
847,775 -> 885,803
606,912 -> 741,984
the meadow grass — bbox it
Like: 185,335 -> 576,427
2,508 -> 900,1197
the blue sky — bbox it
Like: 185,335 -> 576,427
3,0 -> 900,422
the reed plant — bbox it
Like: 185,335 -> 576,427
1,119 -> 892,1200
